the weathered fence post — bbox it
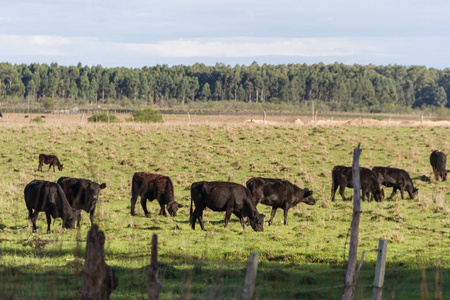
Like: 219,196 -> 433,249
80,113 -> 85,124
263,111 -> 266,125
372,239 -> 388,300
148,234 -> 162,300
243,252 -> 259,300
80,224 -> 118,300
342,143 -> 364,300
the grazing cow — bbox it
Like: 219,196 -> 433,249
372,167 -> 418,200
331,166 -> 384,202
38,154 -> 63,172
430,150 -> 447,181
57,177 -> 107,227
246,177 -> 316,225
130,172 -> 183,217
190,181 -> 265,231
24,180 -> 78,232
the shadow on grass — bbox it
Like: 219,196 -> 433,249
1,260 -> 448,299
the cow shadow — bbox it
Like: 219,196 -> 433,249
412,175 -> 431,182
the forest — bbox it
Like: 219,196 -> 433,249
1,61 -> 450,112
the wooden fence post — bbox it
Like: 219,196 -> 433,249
243,252 -> 259,300
148,234 -> 162,300
342,143 -> 364,300
80,224 -> 118,300
372,239 -> 388,300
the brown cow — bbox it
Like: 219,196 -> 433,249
38,154 -> 63,172
130,172 -> 183,217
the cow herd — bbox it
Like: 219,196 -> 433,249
25,149 -> 448,233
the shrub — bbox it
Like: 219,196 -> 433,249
88,113 -> 120,123
131,108 -> 164,123
31,117 -> 45,123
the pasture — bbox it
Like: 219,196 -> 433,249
0,114 -> 449,299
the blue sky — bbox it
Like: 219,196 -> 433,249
2,0 -> 450,69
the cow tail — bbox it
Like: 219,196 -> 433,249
189,188 -> 194,226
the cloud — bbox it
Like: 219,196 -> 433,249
1,34 -> 449,68
118,37 -> 395,58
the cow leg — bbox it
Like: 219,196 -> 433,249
89,210 -> 95,227
331,182 -> 339,201
198,209 -> 206,231
140,197 -> 149,217
45,212 -> 52,232
224,210 -> 232,228
158,201 -> 167,217
283,207 -> 290,225
29,208 -> 38,232
339,185 -> 347,201
37,163 -> 43,171
399,188 -> 405,200
389,188 -> 397,200
268,207 -> 277,226
239,216 -> 246,230
130,193 -> 138,216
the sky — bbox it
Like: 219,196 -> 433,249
2,0 -> 450,69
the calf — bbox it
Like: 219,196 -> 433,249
190,181 -> 265,231
24,179 -> 78,232
372,167 -> 418,200
430,150 -> 447,181
57,177 -> 107,227
246,177 -> 315,225
331,165 -> 384,202
130,172 -> 183,217
38,154 -> 63,172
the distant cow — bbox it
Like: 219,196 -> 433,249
331,166 -> 384,202
24,180 -> 78,232
130,172 -> 183,217
190,181 -> 265,231
430,150 -> 447,181
57,177 -> 107,227
0,112 -> 2,117
246,177 -> 316,225
372,167 -> 418,200
38,154 -> 63,172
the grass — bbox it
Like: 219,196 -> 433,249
0,120 -> 449,299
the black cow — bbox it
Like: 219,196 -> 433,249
331,166 -> 384,202
24,180 -> 78,232
190,181 -> 265,231
430,150 -> 447,181
130,172 -> 183,217
57,177 -> 106,227
38,154 -> 63,172
372,167 -> 418,200
0,112 -> 2,117
246,177 -> 316,225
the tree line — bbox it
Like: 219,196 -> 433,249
1,61 -> 449,111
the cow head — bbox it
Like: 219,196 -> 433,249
409,187 -> 419,199
63,209 -> 78,229
167,201 -> 183,217
87,182 -> 107,201
373,188 -> 385,202
58,164 -> 64,171
249,213 -> 265,232
302,189 -> 316,205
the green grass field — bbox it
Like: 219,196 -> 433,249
0,120 -> 449,299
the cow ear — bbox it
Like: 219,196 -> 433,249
305,190 -> 313,197
178,203 -> 184,208
100,183 -> 107,189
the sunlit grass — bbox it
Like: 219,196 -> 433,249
0,122 -> 449,298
